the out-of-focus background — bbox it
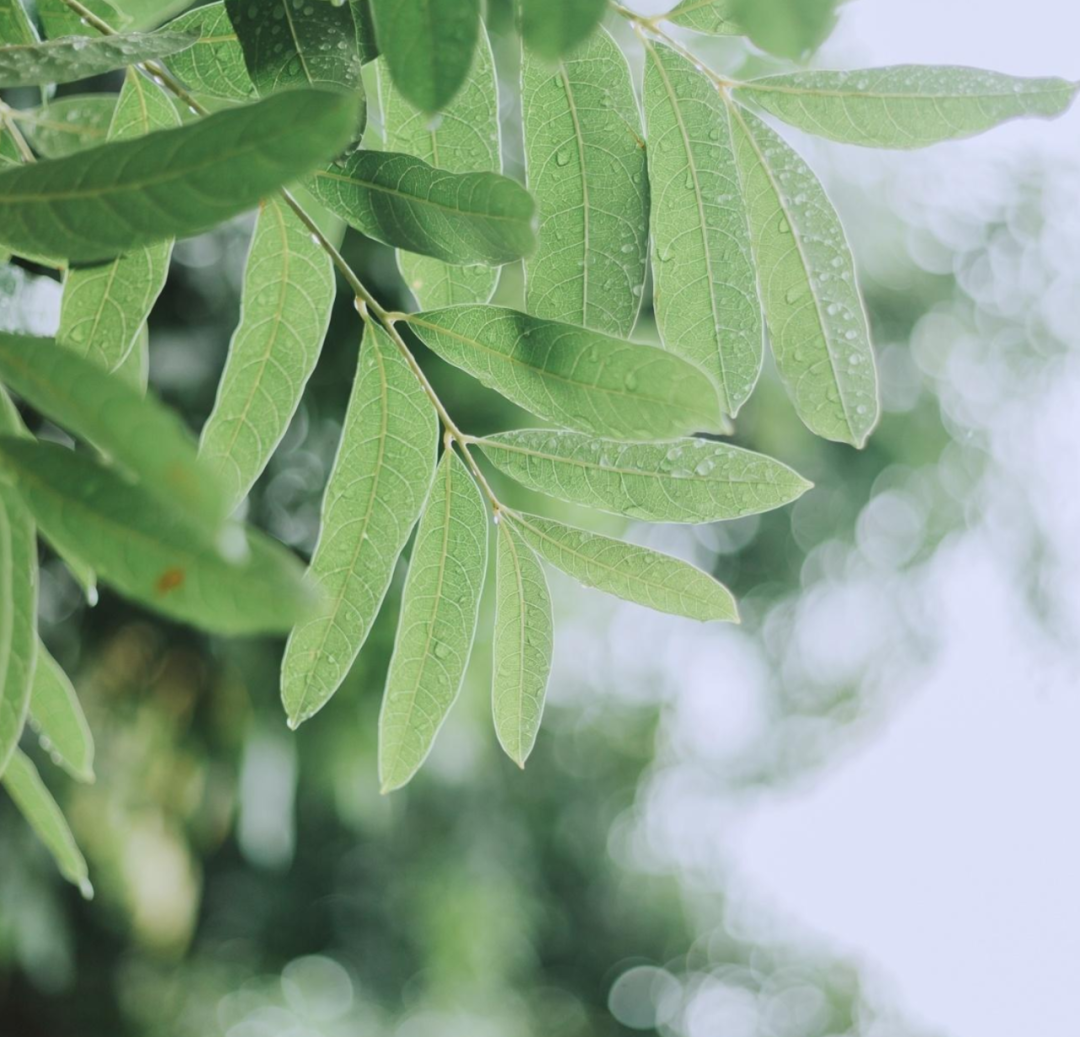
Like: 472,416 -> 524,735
2,1 -> 1079,1034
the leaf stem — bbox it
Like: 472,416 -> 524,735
0,101 -> 36,163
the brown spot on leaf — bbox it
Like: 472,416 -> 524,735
155,567 -> 185,595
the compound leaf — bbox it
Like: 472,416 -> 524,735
28,641 -> 94,784
520,0 -> 605,60
166,1 -> 255,102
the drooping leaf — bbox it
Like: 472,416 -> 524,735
519,0 -> 605,60
732,0 -> 844,60
643,41 -> 761,416
734,67 -> 1080,149
663,0 -> 743,35
728,104 -> 878,446
17,95 -> 116,158
0,438 -> 313,635
28,641 -> 94,784
165,1 -> 255,102
57,69 -> 179,386
0,0 -> 37,46
307,151 -> 536,266
477,430 -> 811,523
378,24 -> 501,308
199,197 -> 335,508
508,510 -> 738,622
406,306 -> 724,440
282,323 -> 437,728
369,0 -> 479,114
492,518 -> 552,767
1,749 -> 92,897
0,31 -> 192,87
0,87 -> 360,264
36,0 -> 129,37
522,26 -> 648,338
0,332 -> 228,534
379,449 -> 487,792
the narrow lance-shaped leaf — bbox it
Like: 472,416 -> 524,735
0,332 -> 228,534
406,306 -> 725,440
734,67 -> 1080,149
379,450 -> 487,792
0,438 -> 313,635
663,0 -> 744,35
58,69 -> 180,386
509,510 -> 738,622
643,41 -> 761,416
492,519 -> 552,767
370,0 -> 479,115
728,103 -> 878,445
307,151 -> 536,266
0,0 -> 38,46
199,197 -> 335,508
165,1 -> 255,102
0,31 -> 192,87
282,323 -> 437,727
522,27 -> 649,338
478,430 -> 811,523
2,750 -> 92,898
16,95 -> 116,159
378,24 -> 501,308
28,642 -> 94,784
520,0 -> 605,60
0,87 -> 360,264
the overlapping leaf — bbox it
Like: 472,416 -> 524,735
522,27 -> 648,338
0,0 -> 38,46
282,323 -> 436,728
29,642 -> 94,784
37,0 -> 129,37
478,430 -> 811,523
199,197 -> 335,508
520,0 -> 605,60
0,88 -> 359,263
732,0 -> 844,59
643,42 -> 761,415
379,450 -> 487,792
166,1 -> 255,101
406,306 -> 724,440
17,96 -> 115,157
663,0 -> 743,35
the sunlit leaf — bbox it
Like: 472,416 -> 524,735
492,518 -> 552,767
0,88 -> 360,263
1,750 -> 92,897
17,95 -> 115,158
379,450 -> 487,792
165,1 -> 255,102
643,41 -> 761,416
378,24 -> 501,308
28,641 -> 94,784
199,197 -> 335,508
406,306 -> 725,440
663,0 -> 743,35
57,69 -> 179,386
282,323 -> 437,728
477,430 -> 811,523
520,0 -> 605,60
734,67 -> 1080,149
522,26 -> 648,338
728,103 -> 878,446
0,31 -> 192,87
0,438 -> 313,635
369,0 -> 479,114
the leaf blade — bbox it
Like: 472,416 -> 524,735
28,641 -> 94,784
520,0 -> 605,60
165,1 -> 255,102
18,95 -> 116,158
664,0 -> 744,35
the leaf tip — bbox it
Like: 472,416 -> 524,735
77,876 -> 94,901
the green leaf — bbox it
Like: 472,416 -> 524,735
282,324 -> 436,727
16,95 -> 116,158
199,197 -> 335,508
405,306 -> 724,440
728,104 -> 878,446
492,518 -> 552,767
379,449 -> 487,792
370,0 -> 479,115
0,438 -> 314,635
0,0 -> 38,46
732,0 -> 843,59
477,430 -> 811,523
28,641 -> 94,784
165,1 -> 255,102
0,87 -> 360,264
307,151 -> 536,266
349,0 -> 378,64
508,510 -> 737,621
643,41 -> 761,416
0,477 -> 36,777
663,0 -> 743,35
1,749 -> 92,898
117,321 -> 149,393
110,0 -> 189,31
0,31 -> 192,87
522,26 -> 648,338
520,0 -> 605,60
57,69 -> 179,387
734,67 -> 1080,149
0,332 -> 228,534
378,24 -> 501,308
37,0 -> 129,37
